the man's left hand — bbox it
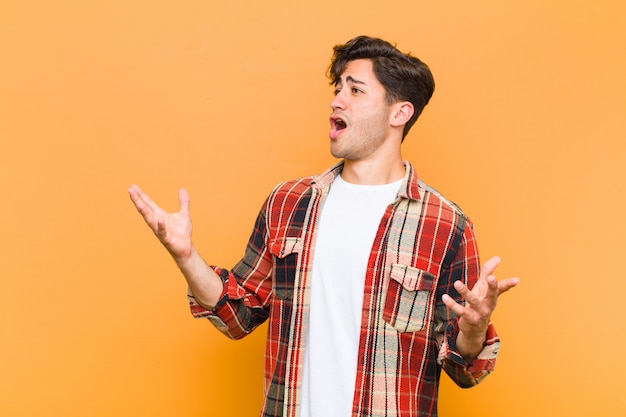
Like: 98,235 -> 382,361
442,256 -> 520,360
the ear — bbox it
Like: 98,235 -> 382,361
390,101 -> 414,128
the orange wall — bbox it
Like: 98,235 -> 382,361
1,1 -> 625,416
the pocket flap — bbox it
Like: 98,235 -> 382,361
389,264 -> 436,292
269,237 -> 303,259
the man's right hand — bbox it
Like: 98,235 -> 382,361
128,184 -> 194,262
128,184 -> 224,310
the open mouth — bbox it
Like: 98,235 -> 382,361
330,116 -> 347,139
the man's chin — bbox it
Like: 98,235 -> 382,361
329,143 -> 345,159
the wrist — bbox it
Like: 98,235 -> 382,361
456,329 -> 487,363
172,245 -> 197,267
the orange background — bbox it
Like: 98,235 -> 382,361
1,1 -> 625,416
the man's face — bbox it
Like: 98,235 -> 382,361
329,59 -> 394,161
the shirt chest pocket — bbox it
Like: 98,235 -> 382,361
383,264 -> 437,333
268,237 -> 302,300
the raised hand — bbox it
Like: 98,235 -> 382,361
128,184 -> 194,261
442,256 -> 520,360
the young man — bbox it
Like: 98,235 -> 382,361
129,35 -> 519,417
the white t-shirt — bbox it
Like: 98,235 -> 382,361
299,174 -> 402,417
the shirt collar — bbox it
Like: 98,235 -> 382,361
311,160 -> 422,202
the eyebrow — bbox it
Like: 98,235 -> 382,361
346,75 -> 366,85
336,75 -> 367,86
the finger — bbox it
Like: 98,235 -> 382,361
497,277 -> 521,295
128,185 -> 162,232
480,256 -> 501,281
178,188 -> 190,214
156,217 -> 168,240
128,184 -> 143,206
453,279 -> 470,296
442,294 -> 465,316
453,280 -> 480,306
128,186 -> 151,216
129,184 -> 162,213
480,274 -> 500,308
487,273 -> 499,290
128,184 -> 148,206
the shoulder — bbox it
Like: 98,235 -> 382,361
270,176 -> 314,197
416,179 -> 471,229
263,176 -> 315,217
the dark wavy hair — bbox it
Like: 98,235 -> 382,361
327,35 -> 435,140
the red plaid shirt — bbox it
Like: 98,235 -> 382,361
190,162 -> 499,417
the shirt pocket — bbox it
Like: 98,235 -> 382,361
383,264 -> 437,333
268,237 -> 302,300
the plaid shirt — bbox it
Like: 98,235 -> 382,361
190,161 -> 499,417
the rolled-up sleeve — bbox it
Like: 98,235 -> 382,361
187,201 -> 274,340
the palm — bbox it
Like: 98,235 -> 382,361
456,276 -> 495,337
444,256 -> 519,338
128,185 -> 193,260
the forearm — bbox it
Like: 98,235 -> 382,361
174,246 -> 223,310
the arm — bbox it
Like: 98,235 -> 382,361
128,184 -> 223,309
190,204 -> 275,339
436,219 -> 519,387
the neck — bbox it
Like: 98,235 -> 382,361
340,154 -> 405,185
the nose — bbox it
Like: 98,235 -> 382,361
330,91 -> 346,111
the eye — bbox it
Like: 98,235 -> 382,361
333,87 -> 341,96
352,87 -> 363,94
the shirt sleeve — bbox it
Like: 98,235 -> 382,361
187,201 -> 274,340
435,217 -> 500,388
